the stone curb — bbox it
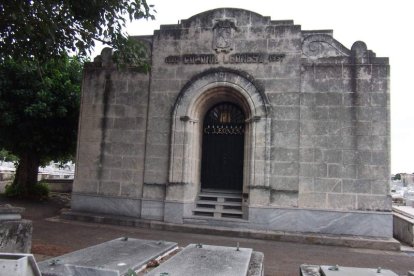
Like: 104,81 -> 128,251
60,210 -> 400,251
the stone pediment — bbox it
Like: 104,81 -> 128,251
149,8 -> 383,64
156,8 -> 296,34
179,8 -> 271,28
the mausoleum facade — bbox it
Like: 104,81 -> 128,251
72,8 -> 391,237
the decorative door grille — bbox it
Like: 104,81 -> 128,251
201,102 -> 245,191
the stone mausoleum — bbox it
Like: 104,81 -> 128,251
72,8 -> 391,238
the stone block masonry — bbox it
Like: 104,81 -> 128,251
72,8 -> 392,239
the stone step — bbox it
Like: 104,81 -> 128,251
195,200 -> 242,206
198,192 -> 242,200
195,204 -> 242,212
201,189 -> 241,194
194,191 -> 244,219
193,207 -> 243,215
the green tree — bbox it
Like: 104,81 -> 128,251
0,149 -> 18,162
0,56 -> 82,197
0,0 -> 155,64
394,173 -> 401,181
0,1 -> 154,197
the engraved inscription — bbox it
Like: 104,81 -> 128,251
268,54 -> 285,62
228,53 -> 265,64
165,56 -> 180,64
182,54 -> 218,64
164,53 -> 285,65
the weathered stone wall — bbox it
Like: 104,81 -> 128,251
143,10 -> 304,215
72,48 -> 150,217
299,38 -> 390,212
72,8 -> 391,236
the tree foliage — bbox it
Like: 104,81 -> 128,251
394,173 -> 401,181
0,149 -> 18,162
0,0 -> 155,64
0,55 -> 83,197
0,1 -> 155,198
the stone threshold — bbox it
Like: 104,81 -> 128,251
60,210 -> 400,251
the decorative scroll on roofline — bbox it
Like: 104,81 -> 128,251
302,34 -> 386,64
302,34 -> 351,59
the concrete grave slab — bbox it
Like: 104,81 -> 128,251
38,238 -> 177,276
300,264 -> 398,276
63,264 -> 119,276
0,205 -> 32,253
0,253 -> 41,276
147,243 -> 253,276
320,265 -> 398,276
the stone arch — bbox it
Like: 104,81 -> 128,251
168,68 -> 271,205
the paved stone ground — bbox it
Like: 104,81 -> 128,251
1,194 -> 413,276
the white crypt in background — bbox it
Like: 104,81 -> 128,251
0,161 -> 75,180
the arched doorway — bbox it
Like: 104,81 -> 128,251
201,102 -> 245,192
168,69 -> 271,217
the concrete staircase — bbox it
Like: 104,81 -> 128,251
192,190 -> 243,219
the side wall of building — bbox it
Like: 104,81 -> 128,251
299,40 -> 391,212
72,50 -> 151,217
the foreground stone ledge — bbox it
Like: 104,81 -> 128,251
300,264 -> 398,276
60,210 -> 400,251
0,205 -> 32,253
0,253 -> 41,276
392,206 -> 414,246
0,204 -> 25,220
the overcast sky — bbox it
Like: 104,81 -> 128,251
96,0 -> 413,174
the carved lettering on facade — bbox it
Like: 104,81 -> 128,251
164,53 -> 286,65
227,53 -> 265,64
165,56 -> 180,64
182,54 -> 218,64
268,54 -> 286,62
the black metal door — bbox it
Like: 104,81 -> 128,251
201,103 -> 245,191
